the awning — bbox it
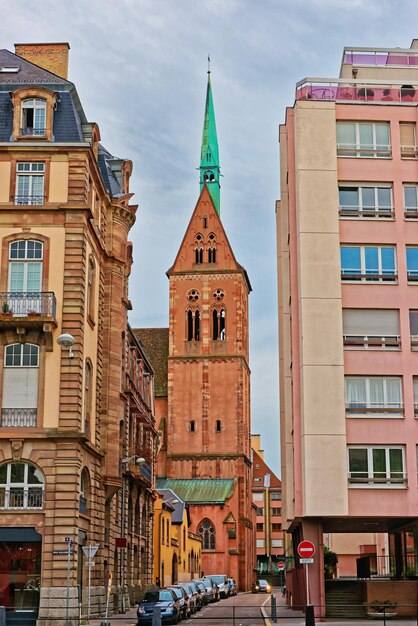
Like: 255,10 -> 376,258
0,527 -> 42,542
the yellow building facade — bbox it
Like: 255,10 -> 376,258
153,490 -> 202,587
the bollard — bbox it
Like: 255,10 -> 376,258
305,604 -> 315,626
0,606 -> 5,626
271,595 -> 278,623
152,605 -> 162,626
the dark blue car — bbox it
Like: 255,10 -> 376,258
137,588 -> 181,624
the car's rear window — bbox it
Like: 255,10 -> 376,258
144,591 -> 172,602
169,588 -> 182,599
210,575 -> 226,584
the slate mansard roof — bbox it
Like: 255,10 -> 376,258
0,48 -> 125,198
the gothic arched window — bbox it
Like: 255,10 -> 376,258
187,308 -> 201,341
198,518 -> 216,550
212,308 -> 226,341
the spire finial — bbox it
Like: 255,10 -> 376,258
208,54 -> 211,74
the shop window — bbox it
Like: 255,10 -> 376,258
0,462 -> 44,509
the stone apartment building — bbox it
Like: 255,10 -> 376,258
0,43 -> 156,625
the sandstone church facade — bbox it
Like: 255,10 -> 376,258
137,72 -> 255,590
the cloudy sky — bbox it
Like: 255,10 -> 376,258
3,1 -> 418,475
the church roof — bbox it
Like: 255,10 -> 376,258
133,328 -> 169,397
156,478 -> 236,504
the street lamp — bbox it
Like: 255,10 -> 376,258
119,456 -> 146,613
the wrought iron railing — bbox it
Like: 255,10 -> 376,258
20,127 -> 46,136
341,271 -> 397,282
0,487 -> 43,509
1,408 -> 37,427
14,195 -> 44,205
339,206 -> 394,218
344,334 -> 401,349
0,292 -> 56,317
348,472 -> 407,486
364,553 -> 418,579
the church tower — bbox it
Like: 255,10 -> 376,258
160,70 -> 254,589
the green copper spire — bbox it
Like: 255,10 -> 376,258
200,65 -> 220,214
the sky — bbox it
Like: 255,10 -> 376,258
3,0 -> 418,476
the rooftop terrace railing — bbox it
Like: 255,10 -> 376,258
344,50 -> 418,67
296,79 -> 418,104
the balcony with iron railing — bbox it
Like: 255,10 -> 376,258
348,472 -> 407,487
14,195 -> 44,205
19,127 -> 46,137
341,270 -> 397,283
339,205 -> 394,219
344,335 -> 401,350
1,408 -> 37,427
296,78 -> 418,105
346,402 -> 404,416
0,487 -> 43,509
0,292 -> 57,325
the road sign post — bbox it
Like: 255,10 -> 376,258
82,544 -> 99,621
64,537 -> 73,626
297,541 -> 315,606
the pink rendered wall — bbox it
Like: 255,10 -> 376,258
337,102 -> 418,515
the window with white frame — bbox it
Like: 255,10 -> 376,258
339,185 -> 393,218
2,344 -> 39,428
256,539 -> 265,548
271,492 -> 281,500
0,462 -> 44,509
15,162 -> 45,205
413,377 -> 418,416
252,491 -> 264,501
8,240 -> 43,315
406,247 -> 418,282
271,539 -> 283,548
336,122 -> 391,158
340,245 -> 396,282
348,446 -> 406,486
409,310 -> 418,350
345,376 -> 403,415
404,185 -> 418,218
343,308 -> 400,350
21,98 -> 46,136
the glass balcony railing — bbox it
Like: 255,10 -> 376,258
344,51 -> 418,67
296,80 -> 418,104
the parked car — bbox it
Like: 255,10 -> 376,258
167,585 -> 191,619
188,580 -> 205,607
227,578 -> 237,596
206,574 -> 229,598
176,582 -> 199,613
195,578 -> 216,603
251,579 -> 271,593
192,579 -> 209,605
137,588 -> 181,624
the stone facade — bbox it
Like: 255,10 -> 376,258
0,43 -> 156,625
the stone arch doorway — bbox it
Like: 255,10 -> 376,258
172,553 -> 178,584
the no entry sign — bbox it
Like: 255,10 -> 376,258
277,561 -> 285,569
297,540 -> 315,559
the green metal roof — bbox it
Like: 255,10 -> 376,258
156,478 -> 235,504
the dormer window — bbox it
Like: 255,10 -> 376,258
11,87 -> 57,141
21,99 -> 46,136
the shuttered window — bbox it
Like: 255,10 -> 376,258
400,123 -> 416,157
2,344 -> 39,428
343,309 -> 400,349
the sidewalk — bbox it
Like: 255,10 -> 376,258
261,590 -> 416,626
88,606 -> 138,626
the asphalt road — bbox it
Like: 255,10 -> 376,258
184,591 -> 273,626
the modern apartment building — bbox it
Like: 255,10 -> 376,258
251,435 -> 283,574
277,40 -> 418,614
0,43 -> 156,625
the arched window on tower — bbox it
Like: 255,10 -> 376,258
195,233 -> 203,264
208,248 -> 216,263
198,518 -> 216,550
212,309 -> 226,341
186,309 -> 201,341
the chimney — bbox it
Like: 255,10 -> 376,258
14,42 -> 70,79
